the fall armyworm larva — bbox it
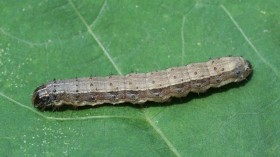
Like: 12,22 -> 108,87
32,56 -> 252,110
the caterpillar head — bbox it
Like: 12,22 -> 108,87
233,58 -> 252,82
32,85 -> 53,110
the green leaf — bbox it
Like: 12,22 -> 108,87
0,0 -> 279,156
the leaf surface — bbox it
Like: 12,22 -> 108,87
0,0 -> 279,156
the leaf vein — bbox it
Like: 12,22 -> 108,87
220,4 -> 280,79
89,0 -> 108,28
143,111 -> 182,157
0,28 -> 49,47
67,0 -> 122,75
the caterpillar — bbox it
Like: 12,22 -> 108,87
32,56 -> 252,110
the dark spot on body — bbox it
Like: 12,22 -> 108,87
131,94 -> 136,99
235,70 -> 241,75
75,95 -> 79,100
111,95 -> 116,100
90,96 -> 96,101
150,89 -> 161,97
175,89 -> 183,93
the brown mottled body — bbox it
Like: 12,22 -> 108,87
32,57 -> 252,110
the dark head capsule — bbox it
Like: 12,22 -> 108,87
32,85 -> 52,110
